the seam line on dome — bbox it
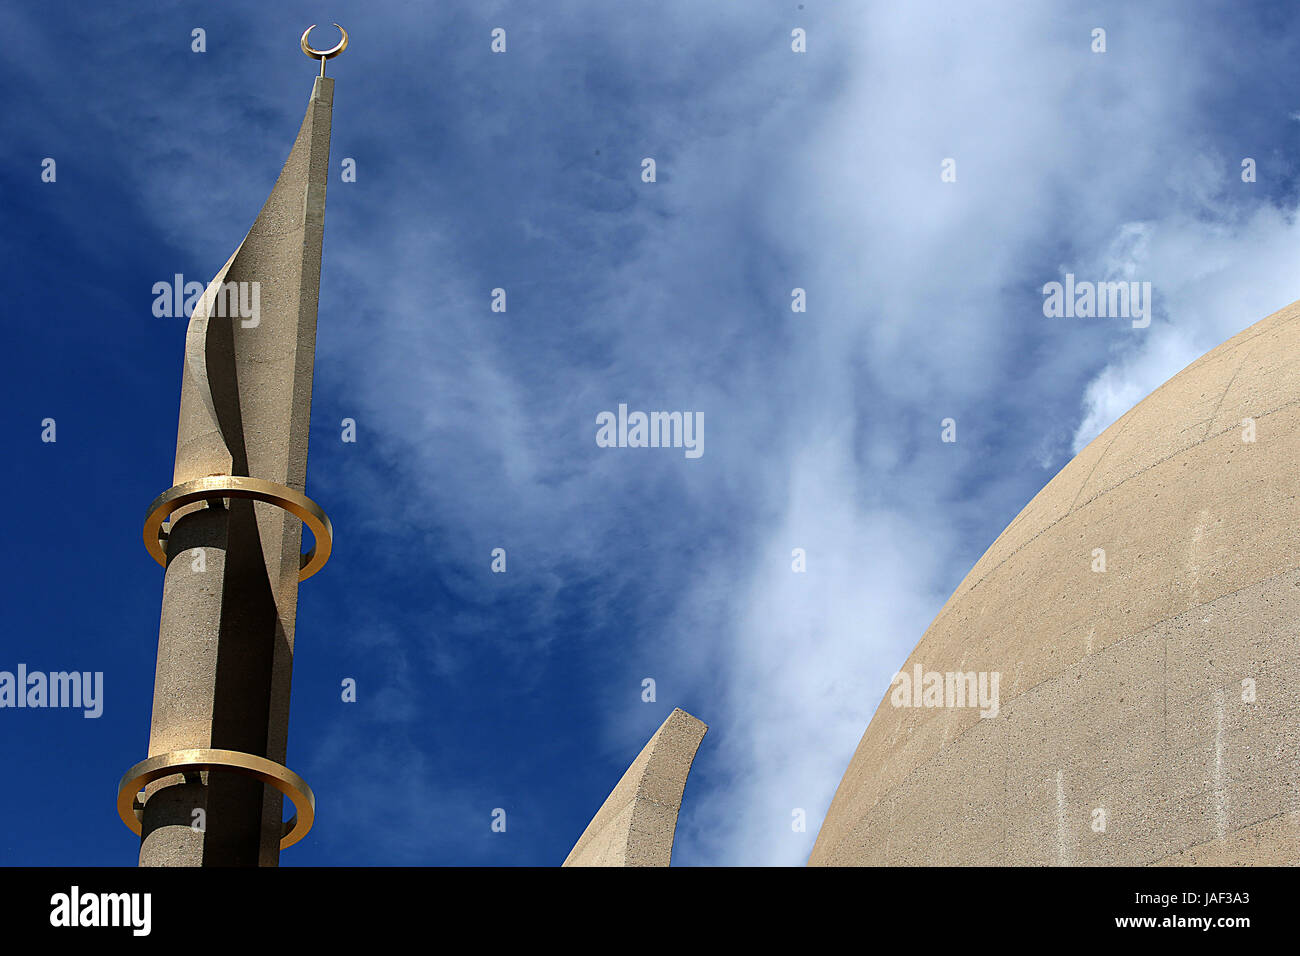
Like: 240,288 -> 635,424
870,563 -> 1300,839
1150,808 -> 1299,865
1067,408 -> 1137,514
1202,345 -> 1254,441
955,396 -> 1300,606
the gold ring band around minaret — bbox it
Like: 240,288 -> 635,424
143,475 -> 333,582
116,749 -> 316,850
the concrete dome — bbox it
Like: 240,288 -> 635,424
809,300 -> 1300,865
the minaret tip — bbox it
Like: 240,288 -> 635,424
301,23 -> 348,77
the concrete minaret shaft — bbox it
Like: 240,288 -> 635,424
118,70 -> 337,867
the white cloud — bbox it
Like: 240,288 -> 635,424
669,2 -> 1300,865
1072,205 -> 1300,451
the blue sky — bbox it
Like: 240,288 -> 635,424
2,0 -> 1299,866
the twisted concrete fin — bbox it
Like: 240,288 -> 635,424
173,75 -> 334,488
563,708 -> 707,867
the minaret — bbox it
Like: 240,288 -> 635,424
116,26 -> 348,866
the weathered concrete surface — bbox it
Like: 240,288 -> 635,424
564,708 -> 708,866
139,77 -> 333,866
809,299 -> 1300,866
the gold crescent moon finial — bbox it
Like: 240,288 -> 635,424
301,23 -> 348,75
